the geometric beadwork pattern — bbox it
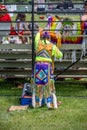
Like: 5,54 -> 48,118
36,69 -> 47,81
37,50 -> 50,58
35,63 -> 49,85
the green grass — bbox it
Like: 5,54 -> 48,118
0,79 -> 87,130
0,96 -> 87,130
0,79 -> 87,97
56,84 -> 87,97
11,14 -> 47,27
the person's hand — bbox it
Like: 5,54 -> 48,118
18,33 -> 22,37
81,15 -> 87,21
39,28 -> 43,32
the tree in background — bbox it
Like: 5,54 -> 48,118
0,0 -> 29,3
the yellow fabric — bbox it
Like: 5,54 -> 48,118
35,32 -> 40,50
37,40 -> 53,57
57,33 -> 62,48
47,32 -> 62,48
52,45 -> 63,59
50,17 -> 57,30
35,57 -> 52,62
35,32 -> 63,66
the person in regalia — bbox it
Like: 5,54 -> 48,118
32,28 -> 63,109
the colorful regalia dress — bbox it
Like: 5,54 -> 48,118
32,31 -> 63,109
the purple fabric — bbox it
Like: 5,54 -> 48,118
34,62 -> 53,85
84,22 -> 87,29
48,16 -> 52,25
41,31 -> 50,39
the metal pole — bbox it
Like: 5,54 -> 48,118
31,0 -> 35,71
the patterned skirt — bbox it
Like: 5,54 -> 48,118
32,62 -> 57,108
34,62 -> 54,85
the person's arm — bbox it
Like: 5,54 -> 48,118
34,28 -> 43,50
52,45 -> 63,59
36,23 -> 39,29
34,32 -> 40,50
16,19 -> 20,34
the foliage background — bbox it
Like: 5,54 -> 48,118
0,0 -> 85,4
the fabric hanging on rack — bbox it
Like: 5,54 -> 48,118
64,52 -> 68,60
62,21 -> 84,44
71,50 -> 76,63
81,36 -> 86,60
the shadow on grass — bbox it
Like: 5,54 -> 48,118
0,78 -> 87,97
55,83 -> 87,97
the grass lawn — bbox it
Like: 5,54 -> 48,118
0,79 -> 87,130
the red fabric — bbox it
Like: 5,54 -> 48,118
9,27 -> 24,35
19,31 -> 24,35
9,26 -> 17,35
39,16 -> 44,19
0,5 -> 6,9
0,13 -> 13,35
0,13 -> 11,22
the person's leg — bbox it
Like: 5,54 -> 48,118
32,85 -> 36,108
46,64 -> 58,109
45,85 -> 58,109
32,62 -> 44,108
35,85 -> 43,107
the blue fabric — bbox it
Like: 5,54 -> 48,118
36,97 -> 45,105
35,63 -> 49,85
47,97 -> 53,103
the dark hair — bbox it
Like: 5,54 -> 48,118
16,13 -> 26,21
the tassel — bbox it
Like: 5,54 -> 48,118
52,93 -> 58,109
52,56 -> 54,72
81,37 -> 86,60
71,50 -> 76,63
46,98 -> 51,108
57,33 -> 62,48
64,52 -> 68,60
32,92 -> 36,108
39,98 -> 42,107
47,102 -> 51,108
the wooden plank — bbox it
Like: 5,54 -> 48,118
0,53 -> 32,59
0,59 -> 32,68
55,60 -> 87,68
55,75 -> 87,78
60,44 -> 87,50
54,69 -> 87,76
0,68 -> 32,77
0,44 -> 87,50
8,105 -> 28,112
0,44 -> 31,50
